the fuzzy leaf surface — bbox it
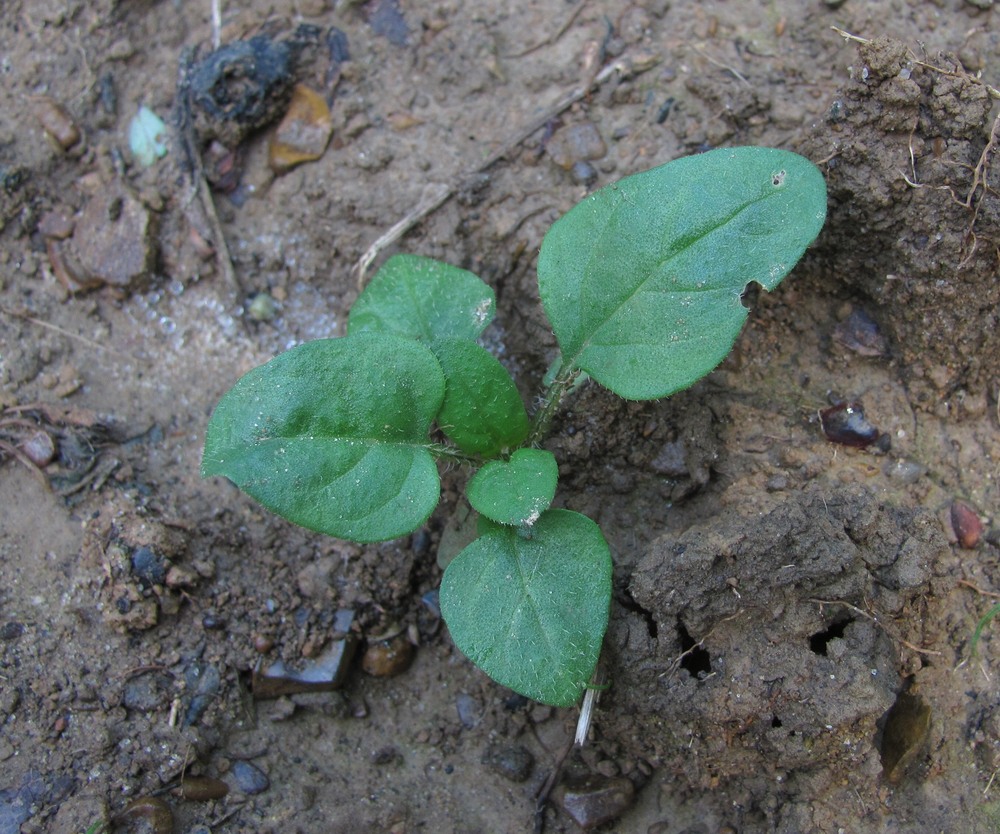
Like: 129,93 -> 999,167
348,254 -> 495,342
202,334 -> 445,542
538,146 -> 827,399
431,338 -> 529,456
440,509 -> 612,706
466,448 -> 558,527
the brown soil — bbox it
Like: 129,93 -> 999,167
1,1 -> 998,833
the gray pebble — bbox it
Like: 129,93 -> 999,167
571,160 -> 598,187
122,674 -> 170,713
456,693 -> 482,728
482,742 -> 534,783
231,760 -> 270,794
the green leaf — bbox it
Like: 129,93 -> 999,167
348,254 -> 495,342
440,509 -> 612,706
538,146 -> 827,400
431,338 -> 529,456
202,333 -> 445,542
466,448 -> 558,527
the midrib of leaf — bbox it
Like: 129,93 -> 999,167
562,187 -> 781,372
479,538 -> 559,672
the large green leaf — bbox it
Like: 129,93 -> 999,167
202,334 -> 445,542
538,146 -> 827,400
440,510 -> 612,706
431,337 -> 529,456
348,254 -> 495,342
466,448 -> 557,527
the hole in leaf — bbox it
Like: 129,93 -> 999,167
809,616 -> 853,656
676,618 -> 711,678
740,281 -> 761,310
771,169 -> 786,186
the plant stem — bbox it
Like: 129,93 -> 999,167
426,442 -> 481,467
527,360 -> 581,446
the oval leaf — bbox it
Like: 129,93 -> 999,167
432,338 -> 529,456
348,254 -> 495,342
466,448 -> 558,527
202,333 -> 445,542
440,509 -> 612,706
538,147 -> 827,400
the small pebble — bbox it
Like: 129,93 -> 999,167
832,308 -> 888,358
361,632 -> 415,677
819,402 -> 883,449
372,745 -> 402,766
455,693 -> 481,728
883,458 -> 926,485
482,742 -> 534,782
0,621 -> 25,641
547,123 -> 607,169
73,187 -> 154,289
201,612 -> 225,630
951,501 -> 984,549
122,674 -> 169,713
117,797 -> 174,834
248,292 -> 279,321
231,760 -> 270,795
179,775 -> 229,801
571,160 -> 598,187
269,84 -> 334,174
131,546 -> 167,587
33,96 -> 81,150
20,430 -> 55,466
555,774 -> 636,829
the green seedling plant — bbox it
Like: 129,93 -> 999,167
203,147 -> 827,707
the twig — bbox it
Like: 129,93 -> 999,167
353,56 -> 650,286
0,438 -> 50,488
505,0 -> 589,59
354,184 -> 451,288
0,306 -> 126,358
659,610 -> 745,678
809,598 -> 942,657
958,579 -> 1000,599
691,45 -> 751,87
533,733 -> 576,834
173,48 -> 243,295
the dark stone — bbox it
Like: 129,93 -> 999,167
482,742 -> 534,783
231,760 -> 270,795
130,546 -> 167,587
555,774 -> 636,829
0,622 -> 24,642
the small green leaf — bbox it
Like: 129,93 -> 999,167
467,448 -> 558,527
440,509 -> 612,706
538,146 -> 827,400
202,333 -> 445,542
431,338 -> 529,456
349,254 -> 495,342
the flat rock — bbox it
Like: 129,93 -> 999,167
554,774 -> 635,829
72,186 -> 154,288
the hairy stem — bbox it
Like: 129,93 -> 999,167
426,442 -> 482,467
527,360 -> 581,446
